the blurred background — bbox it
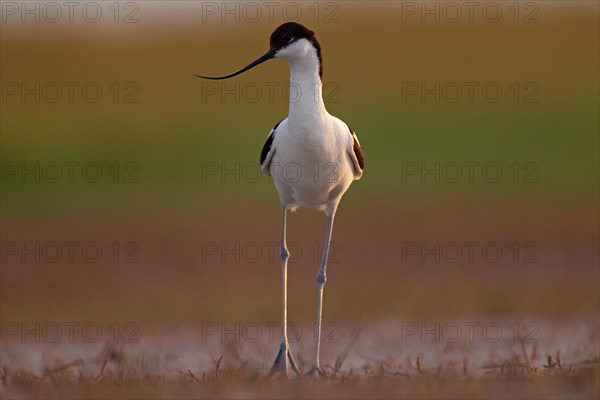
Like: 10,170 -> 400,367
1,0 -> 598,366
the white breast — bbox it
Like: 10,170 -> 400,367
267,116 -> 356,212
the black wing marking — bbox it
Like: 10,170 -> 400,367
260,120 -> 282,166
347,124 -> 364,170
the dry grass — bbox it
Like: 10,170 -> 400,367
2,323 -> 599,399
3,353 -> 598,399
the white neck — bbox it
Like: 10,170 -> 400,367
287,53 -> 327,128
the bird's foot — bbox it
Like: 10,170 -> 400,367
304,365 -> 326,379
269,341 -> 300,378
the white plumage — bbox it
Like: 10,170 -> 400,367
262,116 -> 362,215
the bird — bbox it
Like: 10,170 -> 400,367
196,22 -> 364,378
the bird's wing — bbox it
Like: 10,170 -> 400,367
346,124 -> 364,179
260,119 -> 283,176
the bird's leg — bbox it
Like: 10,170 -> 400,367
269,206 -> 300,378
306,209 -> 337,378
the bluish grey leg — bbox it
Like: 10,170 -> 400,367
306,208 -> 337,378
269,206 -> 300,378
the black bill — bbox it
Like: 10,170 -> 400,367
195,49 -> 276,80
